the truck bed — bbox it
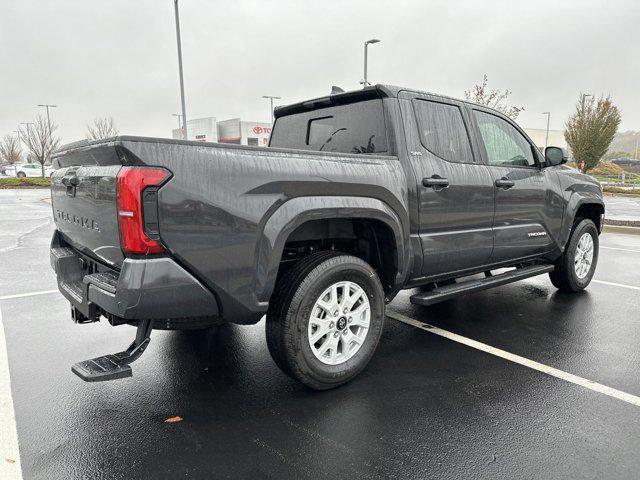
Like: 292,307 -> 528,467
51,136 -> 408,323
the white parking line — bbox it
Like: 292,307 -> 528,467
387,310 -> 640,408
601,246 -> 640,254
593,280 -> 640,292
0,303 -> 23,479
0,290 -> 58,301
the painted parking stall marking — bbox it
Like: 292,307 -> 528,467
0,290 -> 58,301
601,246 -> 640,254
0,304 -> 23,480
387,310 -> 640,408
592,279 -> 640,292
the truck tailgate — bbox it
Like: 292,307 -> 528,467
51,147 -> 124,268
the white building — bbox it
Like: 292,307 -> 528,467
217,119 -> 272,146
172,116 -> 271,146
172,117 -> 218,143
523,128 -> 567,151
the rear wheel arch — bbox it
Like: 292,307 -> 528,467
255,196 -> 407,303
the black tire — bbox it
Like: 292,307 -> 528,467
16,171 -> 26,178
549,218 -> 599,292
266,251 -> 385,390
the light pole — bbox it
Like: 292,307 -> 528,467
361,39 -> 380,88
262,96 -> 281,124
581,93 -> 593,110
19,123 -> 35,166
37,104 -> 57,137
174,0 -> 188,140
19,122 -> 35,139
172,113 -> 183,137
542,112 -> 551,150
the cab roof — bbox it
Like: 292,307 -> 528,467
273,84 -> 474,118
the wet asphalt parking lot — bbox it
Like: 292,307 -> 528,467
1,189 -> 640,480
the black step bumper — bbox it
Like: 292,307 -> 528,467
50,230 -> 220,322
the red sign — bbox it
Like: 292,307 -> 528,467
252,126 -> 271,135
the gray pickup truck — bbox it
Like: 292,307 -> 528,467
50,85 -> 604,389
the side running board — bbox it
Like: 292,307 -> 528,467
71,319 -> 153,382
410,264 -> 554,306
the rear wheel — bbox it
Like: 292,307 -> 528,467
266,252 -> 385,390
16,171 -> 26,178
549,218 -> 599,292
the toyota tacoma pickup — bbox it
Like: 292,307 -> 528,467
50,85 -> 604,389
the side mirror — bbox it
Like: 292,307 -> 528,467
544,146 -> 568,167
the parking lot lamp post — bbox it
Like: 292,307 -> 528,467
172,113 -> 183,138
361,39 -> 380,87
37,104 -> 57,138
262,95 -> 281,125
174,0 -> 188,140
19,122 -> 35,141
542,112 -> 551,150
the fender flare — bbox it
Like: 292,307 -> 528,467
254,196 -> 409,303
559,190 -> 605,248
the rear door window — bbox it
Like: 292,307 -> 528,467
270,99 -> 388,155
412,99 -> 475,164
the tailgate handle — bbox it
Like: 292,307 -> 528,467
62,175 -> 80,187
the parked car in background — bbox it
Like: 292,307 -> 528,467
10,163 -> 54,178
0,162 -> 14,175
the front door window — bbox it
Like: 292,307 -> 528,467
474,111 -> 535,167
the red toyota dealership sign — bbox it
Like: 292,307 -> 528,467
252,126 -> 271,135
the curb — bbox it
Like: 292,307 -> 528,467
603,224 -> 640,235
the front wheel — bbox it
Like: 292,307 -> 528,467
266,252 -> 385,390
16,171 -> 26,178
549,218 -> 599,292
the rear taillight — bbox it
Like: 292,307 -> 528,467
116,166 -> 169,255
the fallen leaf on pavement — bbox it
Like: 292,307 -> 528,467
165,416 -> 183,423
5,458 -> 16,463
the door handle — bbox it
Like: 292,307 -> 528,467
423,175 -> 450,189
495,177 -> 515,189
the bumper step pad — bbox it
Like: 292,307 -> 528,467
71,319 -> 153,382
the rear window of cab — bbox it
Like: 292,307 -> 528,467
269,99 -> 388,155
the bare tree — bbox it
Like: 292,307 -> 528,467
464,74 -> 524,120
0,134 -> 22,164
19,115 -> 60,177
565,94 -> 621,173
86,117 -> 119,140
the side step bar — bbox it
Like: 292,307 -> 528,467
410,264 -> 554,306
71,319 -> 153,382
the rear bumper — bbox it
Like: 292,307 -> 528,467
50,231 -> 220,322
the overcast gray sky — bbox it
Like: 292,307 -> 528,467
1,0 -> 638,143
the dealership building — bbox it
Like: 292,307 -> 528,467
172,117 -> 272,146
523,128 -> 567,151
